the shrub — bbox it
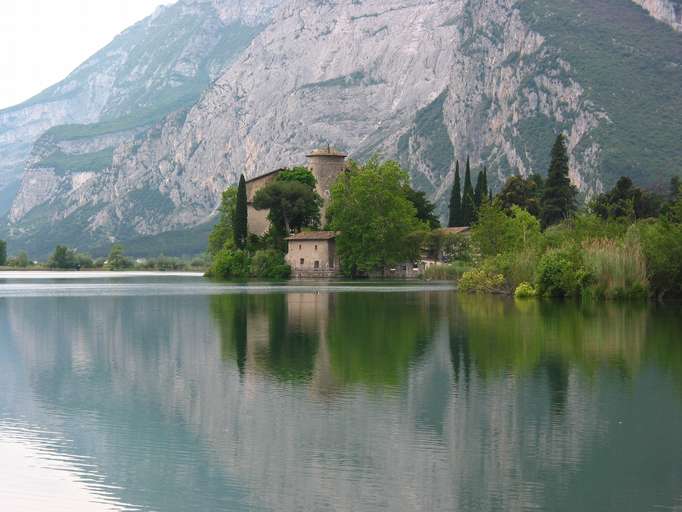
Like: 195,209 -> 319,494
207,249 -> 251,279
8,251 -> 31,268
514,282 -> 537,298
637,215 -> 682,299
250,250 -> 291,279
536,250 -> 582,297
459,268 -> 506,294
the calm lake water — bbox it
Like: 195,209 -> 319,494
0,273 -> 681,511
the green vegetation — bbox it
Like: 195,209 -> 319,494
403,186 -> 441,229
0,240 -> 6,266
461,157 -> 476,226
208,186 -> 237,257
253,177 -> 322,236
474,167 -> 488,209
207,168 -> 324,280
327,158 -> 426,276
448,161 -> 462,227
592,176 -> 661,221
234,176 -> 248,250
518,0 -> 682,190
106,244 -> 133,270
540,134 -> 578,228
36,148 -> 114,174
47,245 -> 93,270
207,248 -> 290,280
514,282 -> 537,298
496,174 -> 543,217
7,251 -> 31,268
462,188 -> 682,300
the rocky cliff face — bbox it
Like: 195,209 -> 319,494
4,0 -> 682,256
632,0 -> 682,31
0,0 -> 271,203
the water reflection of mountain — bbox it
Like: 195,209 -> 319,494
1,292 -> 681,511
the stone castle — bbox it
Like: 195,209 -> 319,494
245,146 -> 347,235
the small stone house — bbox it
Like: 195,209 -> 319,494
285,231 -> 340,278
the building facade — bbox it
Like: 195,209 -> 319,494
285,231 -> 340,278
245,147 -> 347,236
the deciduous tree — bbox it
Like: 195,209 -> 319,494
208,186 -> 237,256
327,158 -> 425,275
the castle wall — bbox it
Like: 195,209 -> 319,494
245,170 -> 280,236
245,149 -> 347,236
307,154 -> 346,227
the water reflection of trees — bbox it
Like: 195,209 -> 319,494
210,292 -> 439,389
451,296 -> 682,397
211,294 -> 320,383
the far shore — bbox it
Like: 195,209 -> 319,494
0,270 -> 205,278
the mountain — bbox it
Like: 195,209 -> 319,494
3,0 -> 682,257
0,0 -> 274,212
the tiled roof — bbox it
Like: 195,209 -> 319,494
440,227 -> 471,235
285,231 -> 338,241
244,169 -> 282,184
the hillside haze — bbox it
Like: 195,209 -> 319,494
2,0 -> 682,257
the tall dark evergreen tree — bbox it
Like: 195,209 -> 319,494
474,166 -> 489,208
448,161 -> 462,227
234,174 -> 248,249
462,156 -> 476,226
540,134 -> 577,228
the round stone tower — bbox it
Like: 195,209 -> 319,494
306,146 -> 347,202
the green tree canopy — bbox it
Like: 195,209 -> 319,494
208,185 -> 237,256
234,175 -> 248,250
540,134 -> 578,229
497,174 -> 543,217
592,176 -> 661,221
448,161 -> 462,227
253,180 -> 322,235
48,245 -> 80,269
0,240 -> 6,267
327,158 -> 425,275
403,186 -> 440,229
107,243 -> 132,270
277,166 -> 317,189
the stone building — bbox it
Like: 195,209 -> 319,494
245,147 -> 347,236
285,231 -> 340,278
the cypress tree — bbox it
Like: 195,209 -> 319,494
474,170 -> 484,208
540,134 -> 577,229
448,161 -> 462,227
474,166 -> 489,208
462,156 -> 476,226
234,174 -> 248,249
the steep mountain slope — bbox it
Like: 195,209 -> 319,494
631,0 -> 682,30
4,0 -> 682,257
0,0 -> 272,210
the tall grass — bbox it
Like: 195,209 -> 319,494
582,238 -> 648,299
423,261 -> 471,280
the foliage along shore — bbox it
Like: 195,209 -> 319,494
451,135 -> 682,301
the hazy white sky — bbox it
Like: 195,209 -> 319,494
0,0 -> 177,110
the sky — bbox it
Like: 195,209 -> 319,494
0,0 -> 177,110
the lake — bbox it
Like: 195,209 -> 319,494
0,273 -> 681,511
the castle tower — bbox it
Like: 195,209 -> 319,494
307,146 -> 347,203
